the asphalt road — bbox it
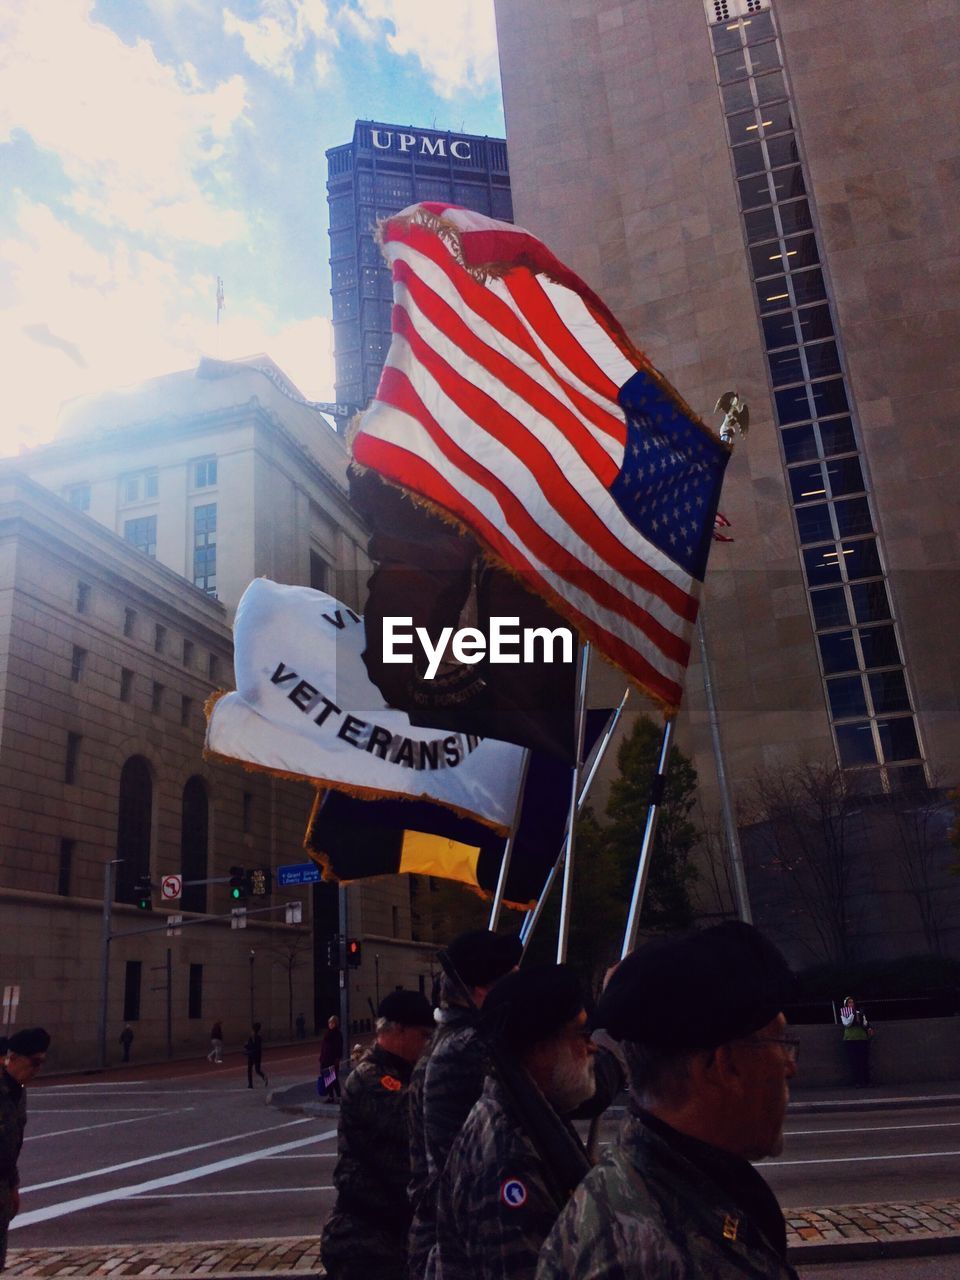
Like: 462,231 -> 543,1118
11,1050 -> 960,1249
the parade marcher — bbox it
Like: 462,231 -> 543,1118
428,965 -> 596,1280
207,1019 -> 223,1064
244,1022 -> 267,1088
321,990 -> 434,1280
839,995 -> 873,1087
1,1028 -> 50,1270
537,922 -> 800,1280
319,1015 -> 345,1101
119,1024 -> 134,1063
407,928 -> 522,1277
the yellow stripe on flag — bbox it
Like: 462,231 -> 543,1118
398,831 -> 482,888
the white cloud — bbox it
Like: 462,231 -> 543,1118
348,0 -> 500,98
223,0 -> 339,83
0,0 -> 249,245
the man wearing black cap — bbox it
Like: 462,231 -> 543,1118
427,965 -> 596,1280
408,928 -> 522,1277
1,1027 -> 50,1270
321,990 -> 433,1280
537,923 -> 800,1280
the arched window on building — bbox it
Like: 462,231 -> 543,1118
115,755 -> 153,904
181,776 -> 209,913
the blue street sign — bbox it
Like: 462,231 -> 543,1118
277,862 -> 322,887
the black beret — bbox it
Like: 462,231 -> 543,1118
6,1027 -> 51,1056
446,929 -> 522,989
482,965 -> 585,1056
596,922 -> 794,1051
378,990 -> 434,1028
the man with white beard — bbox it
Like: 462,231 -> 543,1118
426,965 -> 598,1280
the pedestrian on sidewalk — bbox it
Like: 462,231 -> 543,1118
1,1027 -> 50,1271
207,1019 -> 224,1063
321,990 -> 434,1280
119,1025 -> 134,1063
319,1015 -> 344,1101
244,1022 -> 267,1088
840,995 -> 873,1087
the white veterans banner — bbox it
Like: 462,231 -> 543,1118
204,578 -> 525,831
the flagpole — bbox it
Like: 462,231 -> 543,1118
555,642 -> 591,963
697,607 -> 752,923
520,689 -> 629,950
620,716 -> 674,958
488,749 -> 531,931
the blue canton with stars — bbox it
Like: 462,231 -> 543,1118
610,370 -> 730,582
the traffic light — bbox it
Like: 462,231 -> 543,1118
228,866 -> 246,900
134,874 -> 152,911
325,936 -> 341,969
346,938 -> 362,969
246,866 -> 272,898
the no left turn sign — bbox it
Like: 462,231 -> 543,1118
161,874 -> 183,901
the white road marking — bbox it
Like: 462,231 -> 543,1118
27,1109 -> 191,1141
264,1153 -> 335,1159
28,1107 -> 181,1116
12,1129 -> 338,1228
767,1148 -> 960,1168
786,1120 -> 960,1137
133,1186 -> 334,1197
21,1117 -> 329,1192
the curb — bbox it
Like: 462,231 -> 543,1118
791,1233 -> 960,1264
789,1092 -> 960,1115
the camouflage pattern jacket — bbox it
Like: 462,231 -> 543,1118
0,1069 -> 27,1265
407,1007 -> 485,1278
426,1077 -> 568,1280
536,1107 -> 799,1280
321,1044 -> 415,1280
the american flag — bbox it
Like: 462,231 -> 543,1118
352,204 -> 730,713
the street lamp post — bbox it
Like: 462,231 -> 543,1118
248,949 -> 255,1025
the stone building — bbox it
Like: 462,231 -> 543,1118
493,0 -> 960,963
2,357 -> 437,1068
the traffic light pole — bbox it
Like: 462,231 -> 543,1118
338,884 -> 349,1050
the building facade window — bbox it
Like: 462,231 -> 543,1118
70,646 -> 86,682
124,515 -> 157,558
310,551 -> 328,592
115,755 -> 152,905
180,776 -> 209,913
193,503 -> 217,595
192,457 -> 218,489
123,607 -> 137,638
707,3 -> 925,794
188,964 -> 203,1019
183,638 -> 194,668
154,624 -> 166,653
151,682 -> 163,714
64,483 -> 90,512
123,960 -> 142,1022
180,694 -> 193,727
120,668 -> 134,702
120,469 -> 159,505
58,838 -> 74,896
76,581 -> 90,614
209,653 -> 219,682
65,732 -> 81,784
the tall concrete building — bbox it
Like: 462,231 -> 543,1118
493,0 -> 960,959
3,357 -> 437,1067
326,120 -> 513,411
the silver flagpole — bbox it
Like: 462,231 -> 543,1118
488,748 -> 531,931
555,642 -> 591,963
698,607 -> 752,923
520,689 -> 630,950
620,716 -> 674,958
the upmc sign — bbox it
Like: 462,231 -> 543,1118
369,129 -> 472,160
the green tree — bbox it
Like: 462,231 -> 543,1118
604,716 -> 700,932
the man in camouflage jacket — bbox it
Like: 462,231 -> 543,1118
407,930 -> 521,1278
321,992 -> 432,1280
428,966 -> 597,1280
536,924 -> 800,1280
0,1028 -> 49,1270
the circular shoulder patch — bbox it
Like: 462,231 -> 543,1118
380,1074 -> 403,1092
500,1178 -> 528,1208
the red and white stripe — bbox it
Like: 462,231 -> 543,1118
353,204 -> 716,713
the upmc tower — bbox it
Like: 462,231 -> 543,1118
325,120 -> 513,414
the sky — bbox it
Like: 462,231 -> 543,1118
0,0 -> 506,454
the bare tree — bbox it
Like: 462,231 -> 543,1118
268,929 -> 313,1036
693,804 -> 738,922
882,787 -> 954,956
744,762 -> 864,965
